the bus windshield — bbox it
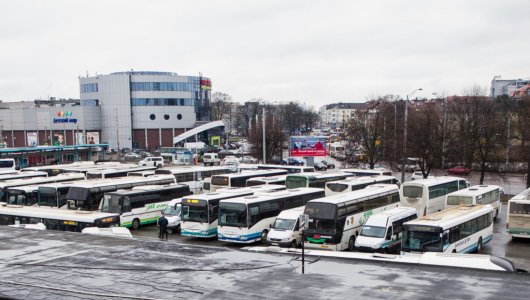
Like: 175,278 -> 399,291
182,200 -> 208,223
305,202 -> 337,219
286,177 -> 307,189
447,195 -> 473,206
101,195 -> 122,214
273,218 -> 296,231
39,187 -> 58,206
361,226 -> 386,238
219,202 -> 247,227
403,186 -> 423,198
402,225 -> 442,252
163,204 -> 181,216
211,176 -> 229,186
7,192 -> 25,205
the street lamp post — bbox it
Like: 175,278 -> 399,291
401,88 -> 422,183
262,107 -> 266,164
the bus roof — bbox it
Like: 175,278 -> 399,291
446,185 -> 501,198
213,169 -> 287,179
106,184 -> 189,196
341,168 -> 391,174
217,184 -> 285,194
0,171 -> 48,181
257,164 -> 315,172
327,175 -> 397,185
402,176 -> 467,187
0,173 -> 85,188
86,166 -> 156,175
405,204 -> 494,229
66,174 -> 176,189
509,187 -> 530,202
155,166 -> 231,174
247,175 -> 288,182
6,185 -> 40,193
0,204 -> 117,222
309,184 -> 399,205
287,172 -> 353,180
220,188 -> 324,205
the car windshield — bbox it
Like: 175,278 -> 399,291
182,200 -> 208,223
402,226 -> 442,252
101,195 -> 121,214
163,204 -> 181,216
219,202 -> 247,227
273,218 -> 297,231
403,186 -> 423,198
447,195 -> 473,206
361,226 -> 387,238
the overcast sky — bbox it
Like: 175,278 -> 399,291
1,0 -> 529,107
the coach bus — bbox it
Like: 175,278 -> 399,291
65,174 -> 176,211
0,204 -> 119,232
180,185 -> 285,238
304,184 -> 401,251
155,166 -> 231,194
85,166 -> 156,179
100,184 -> 191,229
325,175 -> 399,196
506,187 -> 530,239
285,172 -> 355,189
400,176 -> 470,217
218,188 -> 325,243
401,204 -> 494,254
446,185 -> 502,220
0,171 -> 48,182
0,173 -> 85,203
208,169 -> 288,192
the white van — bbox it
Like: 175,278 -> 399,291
203,153 -> 220,166
266,206 -> 305,248
162,198 -> 182,232
0,158 -> 16,171
355,207 -> 417,254
138,156 -> 164,168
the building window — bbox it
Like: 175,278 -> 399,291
80,83 -> 98,93
130,82 -> 195,92
177,114 -> 182,120
131,98 -> 194,106
80,99 -> 99,106
150,114 -> 156,120
164,114 -> 170,120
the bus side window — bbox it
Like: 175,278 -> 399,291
249,205 -> 260,227
122,197 -> 132,213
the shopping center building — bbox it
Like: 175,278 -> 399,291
0,71 -> 212,150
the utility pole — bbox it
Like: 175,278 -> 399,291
115,108 -> 120,151
401,88 -> 422,183
262,107 -> 266,164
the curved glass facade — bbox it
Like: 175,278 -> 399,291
131,82 -> 194,92
131,98 -> 194,106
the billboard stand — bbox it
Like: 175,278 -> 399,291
306,157 -> 314,167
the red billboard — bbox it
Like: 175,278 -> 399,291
290,136 -> 327,157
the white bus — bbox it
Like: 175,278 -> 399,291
246,175 -> 287,187
5,185 -> 39,206
65,174 -> 176,211
401,204 -> 494,254
304,184 -> 401,251
506,187 -> 530,239
86,166 -> 156,179
180,185 -> 285,238
446,185 -> 502,220
21,161 -> 122,176
0,171 -> 48,182
257,164 -> 315,174
127,170 -> 156,177
285,172 -> 355,189
155,166 -> 231,194
0,173 -> 85,203
218,188 -> 325,243
400,176 -> 470,217
341,168 -> 393,177
209,169 -> 288,192
100,184 -> 191,229
325,175 -> 400,196
0,204 -> 120,232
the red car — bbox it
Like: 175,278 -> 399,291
447,166 -> 471,175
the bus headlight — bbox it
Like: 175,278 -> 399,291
201,230 -> 208,234
240,236 -> 248,241
101,217 -> 115,223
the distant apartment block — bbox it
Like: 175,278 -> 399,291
319,102 -> 363,127
490,76 -> 530,98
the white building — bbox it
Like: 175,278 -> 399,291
319,102 -> 363,127
490,76 -> 529,99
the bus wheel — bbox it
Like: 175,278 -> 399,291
348,236 -> 355,251
476,237 -> 483,253
261,230 -> 269,242
131,218 -> 140,230
494,209 -> 499,221
452,249 -> 457,253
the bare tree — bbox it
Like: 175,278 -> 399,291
211,92 -> 232,121
515,96 -> 530,188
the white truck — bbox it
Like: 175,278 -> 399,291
203,153 -> 220,166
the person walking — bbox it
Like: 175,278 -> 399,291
157,214 -> 169,240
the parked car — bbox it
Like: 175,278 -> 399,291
321,160 -> 335,169
270,157 -> 287,165
124,152 -> 141,160
314,161 -> 328,171
287,158 -> 304,166
203,153 -> 221,166
225,161 -> 239,172
241,156 -> 258,164
138,156 -> 164,168
447,166 -> 471,175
